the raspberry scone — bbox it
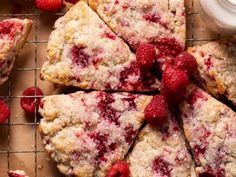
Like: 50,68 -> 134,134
0,18 -> 32,85
41,1 -> 160,92
89,0 -> 186,54
188,40 -> 236,106
178,84 -> 236,176
127,122 -> 196,177
39,91 -> 152,177
8,170 -> 29,177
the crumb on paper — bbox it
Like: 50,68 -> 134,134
38,164 -> 43,170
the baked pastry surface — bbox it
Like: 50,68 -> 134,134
39,91 -> 152,177
0,18 -> 32,85
188,40 -> 236,106
89,0 -> 186,53
179,84 -> 236,176
127,122 -> 196,177
41,1 -> 160,91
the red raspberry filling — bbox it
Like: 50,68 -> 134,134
0,100 -> 10,123
187,89 -> 208,105
199,167 -> 225,177
89,132 -> 116,163
0,21 -> 22,39
124,125 -> 137,144
103,31 -> 116,40
144,95 -> 169,127
0,21 -> 13,37
106,161 -> 130,177
119,62 -> 156,90
20,87 -> 44,114
174,52 -> 198,76
121,95 -> 137,110
154,37 -> 183,58
98,93 -> 120,126
205,57 -> 213,70
71,45 -> 90,68
143,13 -> 168,29
136,43 -> 156,71
152,157 -> 173,176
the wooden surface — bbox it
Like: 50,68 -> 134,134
0,0 -> 222,177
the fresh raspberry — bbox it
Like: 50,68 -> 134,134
162,65 -> 189,94
0,100 -> 10,123
144,95 -> 169,127
106,161 -> 130,177
174,52 -> 198,76
35,0 -> 63,12
136,43 -> 156,71
20,87 -> 44,114
65,0 -> 79,4
160,84 -> 186,107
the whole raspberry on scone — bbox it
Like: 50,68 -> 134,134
188,40 -> 236,106
35,0 -> 63,12
162,65 -> 189,94
174,52 -> 198,76
161,65 -> 189,106
126,123 -> 197,177
20,87 -> 44,114
39,91 -> 153,177
0,18 -> 32,86
144,95 -> 169,127
178,84 -> 236,177
0,99 -> 10,123
41,1 -> 160,92
136,43 -> 156,71
8,170 -> 28,177
106,161 -> 130,177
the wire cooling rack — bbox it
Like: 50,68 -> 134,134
0,0 -> 221,176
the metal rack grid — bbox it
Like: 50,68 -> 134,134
0,0 -> 221,176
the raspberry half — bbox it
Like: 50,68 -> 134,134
20,87 -> 44,114
144,95 -> 169,127
106,161 -> 130,177
136,43 -> 156,71
0,100 -> 10,123
174,52 -> 198,76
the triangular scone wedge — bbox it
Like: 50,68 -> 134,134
188,40 -> 236,106
41,1 -> 160,92
126,122 -> 196,177
88,0 -> 186,54
39,91 -> 152,177
0,18 -> 32,85
178,84 -> 236,176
